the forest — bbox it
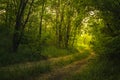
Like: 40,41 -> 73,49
0,0 -> 120,80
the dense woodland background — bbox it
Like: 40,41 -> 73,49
0,0 -> 120,80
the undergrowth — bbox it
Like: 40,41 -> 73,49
0,47 -> 90,80
67,56 -> 120,80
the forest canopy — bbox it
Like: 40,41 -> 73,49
0,0 -> 120,60
0,0 -> 120,57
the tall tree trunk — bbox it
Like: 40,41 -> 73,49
12,0 -> 34,52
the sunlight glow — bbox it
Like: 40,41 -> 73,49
89,11 -> 95,15
46,7 -> 56,15
0,10 -> 6,14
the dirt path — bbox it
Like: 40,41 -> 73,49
0,50 -> 95,80
30,53 -> 95,80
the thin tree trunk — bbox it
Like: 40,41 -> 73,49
65,15 -> 71,48
39,0 -> 45,39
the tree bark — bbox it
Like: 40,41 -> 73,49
39,0 -> 45,39
12,0 -> 34,52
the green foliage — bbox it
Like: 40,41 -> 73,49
69,57 -> 120,80
54,50 -> 90,67
0,51 -> 43,67
42,46 -> 68,57
41,46 -> 78,58
0,0 -> 120,79
102,36 -> 120,59
0,48 -> 91,80
0,62 -> 51,80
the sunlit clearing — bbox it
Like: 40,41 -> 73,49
76,12 -> 95,50
77,34 -> 92,47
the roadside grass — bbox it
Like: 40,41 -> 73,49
0,46 -> 91,80
67,56 -> 120,80
0,62 -> 51,80
41,46 -> 78,58
51,49 -> 90,67
0,46 -> 78,67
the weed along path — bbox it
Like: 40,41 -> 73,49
0,49 -> 95,80
30,53 -> 95,80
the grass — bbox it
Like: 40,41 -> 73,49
0,46 -> 91,80
0,45 -> 79,67
66,56 -> 120,80
41,46 -> 78,58
0,51 -> 46,67
51,49 -> 90,67
0,62 -> 51,80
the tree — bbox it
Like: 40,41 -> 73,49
39,0 -> 46,39
12,0 -> 34,52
